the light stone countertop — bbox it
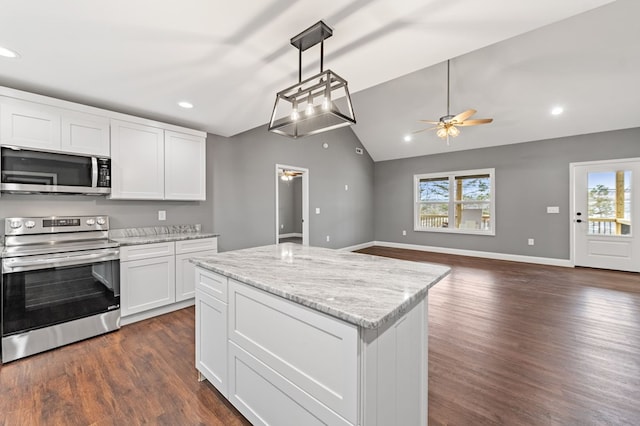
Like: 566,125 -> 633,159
109,224 -> 219,246
191,243 -> 450,329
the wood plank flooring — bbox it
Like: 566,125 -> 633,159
1,246 -> 638,425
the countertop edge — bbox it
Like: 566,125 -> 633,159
191,258 -> 450,329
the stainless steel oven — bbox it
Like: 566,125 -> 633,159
1,216 -> 120,363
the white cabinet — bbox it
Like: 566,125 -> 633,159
1,98 -> 61,151
61,110 -> 110,156
195,267 -> 429,426
110,119 -> 165,199
121,237 -> 217,321
120,242 -> 176,317
0,97 -> 110,156
165,130 -> 206,201
175,238 -> 218,301
110,121 -> 206,201
195,268 -> 228,396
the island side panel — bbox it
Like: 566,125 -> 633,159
360,296 -> 428,426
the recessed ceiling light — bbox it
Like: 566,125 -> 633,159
551,106 -> 564,116
404,135 -> 412,142
0,46 -> 20,59
178,101 -> 194,109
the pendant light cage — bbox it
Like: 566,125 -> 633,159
268,21 -> 356,139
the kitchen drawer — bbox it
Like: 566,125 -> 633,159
195,268 -> 228,302
119,242 -> 175,262
228,341 -> 353,426
228,280 -> 358,424
175,237 -> 217,254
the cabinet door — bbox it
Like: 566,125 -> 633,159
196,289 -> 227,397
61,110 -> 110,156
176,249 -> 217,301
120,255 -> 176,316
164,130 -> 206,201
110,119 -> 164,199
0,98 -> 61,150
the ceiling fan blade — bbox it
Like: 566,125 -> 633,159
412,127 -> 439,134
451,109 -> 477,123
457,118 -> 493,126
418,120 -> 441,124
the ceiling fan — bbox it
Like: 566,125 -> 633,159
414,59 -> 493,145
279,169 -> 303,181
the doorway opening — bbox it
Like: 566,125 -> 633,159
275,164 -> 309,246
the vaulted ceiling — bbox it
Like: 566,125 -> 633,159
1,0 -> 636,161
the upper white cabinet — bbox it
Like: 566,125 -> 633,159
0,98 -> 61,151
110,119 -> 165,199
61,110 -> 110,156
110,120 -> 206,201
165,130 -> 206,201
0,97 -> 110,157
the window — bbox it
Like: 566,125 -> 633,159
414,168 -> 495,235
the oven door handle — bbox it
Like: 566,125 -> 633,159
2,249 -> 120,273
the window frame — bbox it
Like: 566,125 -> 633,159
413,168 -> 496,236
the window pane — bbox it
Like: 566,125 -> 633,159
454,203 -> 491,231
419,178 -> 449,202
587,170 -> 631,235
455,174 -> 491,201
418,203 -> 449,228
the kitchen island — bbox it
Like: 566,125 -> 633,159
191,243 -> 450,426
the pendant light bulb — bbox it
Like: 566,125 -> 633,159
322,95 -> 330,111
291,109 -> 300,121
305,96 -> 315,117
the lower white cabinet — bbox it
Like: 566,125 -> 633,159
195,267 -> 429,426
175,238 -> 218,302
120,237 -> 218,320
195,268 -> 228,396
121,254 -> 175,316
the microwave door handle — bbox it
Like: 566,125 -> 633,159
2,249 -> 120,272
91,157 -> 98,188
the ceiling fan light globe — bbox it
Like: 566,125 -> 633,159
448,126 -> 460,137
436,128 -> 448,139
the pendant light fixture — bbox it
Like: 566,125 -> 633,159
268,21 -> 356,139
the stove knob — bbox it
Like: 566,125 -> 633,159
25,220 -> 36,228
96,217 -> 106,225
86,218 -> 96,226
9,220 -> 22,229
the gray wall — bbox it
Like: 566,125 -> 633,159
278,177 -> 301,235
0,142 -> 215,233
211,126 -> 375,252
374,127 -> 640,259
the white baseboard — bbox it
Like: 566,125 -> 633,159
121,299 -> 195,326
339,241 -> 376,252
279,233 -> 303,239
342,240 -> 573,268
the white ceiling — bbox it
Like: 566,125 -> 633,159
1,0 -> 634,162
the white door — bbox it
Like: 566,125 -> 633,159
572,158 -> 640,272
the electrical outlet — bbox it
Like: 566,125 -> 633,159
280,224 -> 284,229
326,235 -> 330,242
158,210 -> 166,221
345,184 -> 349,191
315,208 -> 320,214
528,238 -> 535,246
402,230 -> 407,236
547,206 -> 560,214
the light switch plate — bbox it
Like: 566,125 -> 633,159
158,210 -> 166,221
315,208 -> 320,214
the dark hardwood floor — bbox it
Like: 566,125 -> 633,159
1,246 -> 638,425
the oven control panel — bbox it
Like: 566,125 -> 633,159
4,216 -> 110,235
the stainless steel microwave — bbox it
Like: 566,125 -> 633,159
0,147 -> 111,195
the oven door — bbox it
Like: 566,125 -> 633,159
1,248 -> 120,338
